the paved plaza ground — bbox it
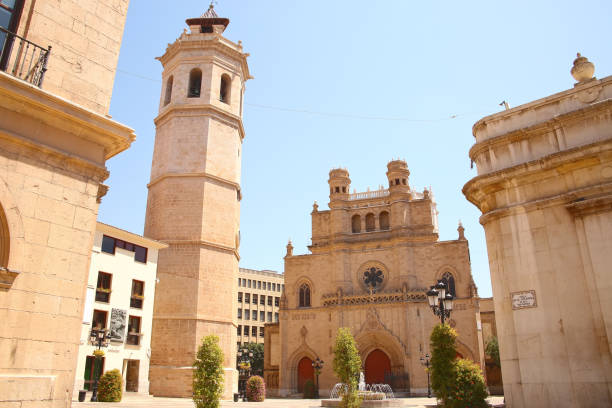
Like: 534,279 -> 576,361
74,393 -> 505,408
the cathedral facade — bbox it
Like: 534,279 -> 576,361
267,161 -> 485,396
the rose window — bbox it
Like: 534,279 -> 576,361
363,266 -> 384,292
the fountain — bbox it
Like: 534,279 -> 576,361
322,372 -> 403,407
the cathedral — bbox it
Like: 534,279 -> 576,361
264,161 -> 486,396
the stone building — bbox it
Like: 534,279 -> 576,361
0,1 -> 133,407
73,222 -> 167,396
144,5 -> 251,399
237,268 -> 284,347
463,55 -> 612,407
266,161 -> 485,397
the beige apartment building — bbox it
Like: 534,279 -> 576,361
0,1 -> 133,407
237,268 -> 284,346
73,223 -> 167,397
464,54 -> 612,407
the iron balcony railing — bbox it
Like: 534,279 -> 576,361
0,26 -> 51,88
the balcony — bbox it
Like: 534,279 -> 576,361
0,27 -> 51,88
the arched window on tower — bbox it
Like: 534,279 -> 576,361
299,283 -> 311,307
220,74 -> 231,103
351,215 -> 361,233
188,68 -> 202,98
164,75 -> 173,106
365,213 -> 375,232
441,271 -> 456,297
379,211 -> 390,230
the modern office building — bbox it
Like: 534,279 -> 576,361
237,268 -> 284,346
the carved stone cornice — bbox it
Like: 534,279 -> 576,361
464,138 -> 612,215
322,288 -> 426,307
154,103 -> 245,140
469,98 -> 612,161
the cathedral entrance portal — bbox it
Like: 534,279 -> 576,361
364,349 -> 391,385
297,357 -> 314,393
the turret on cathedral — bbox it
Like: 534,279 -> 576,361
265,161 -> 484,397
144,5 -> 250,398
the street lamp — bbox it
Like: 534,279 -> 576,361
237,348 -> 253,401
426,280 -> 454,325
419,353 -> 431,398
89,326 -> 111,402
312,357 -> 324,399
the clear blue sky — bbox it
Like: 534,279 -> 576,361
100,0 -> 612,298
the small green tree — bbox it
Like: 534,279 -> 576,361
97,369 -> 122,402
332,328 -> 362,408
485,336 -> 500,367
242,342 -> 264,375
430,324 -> 458,405
193,334 -> 225,408
449,359 -> 488,408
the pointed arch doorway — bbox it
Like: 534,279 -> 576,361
365,349 -> 391,385
297,357 -> 314,393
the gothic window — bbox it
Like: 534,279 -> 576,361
164,75 -> 173,105
188,68 -> 202,98
299,283 -> 311,307
363,266 -> 384,292
365,213 -> 375,232
379,211 -> 390,230
351,214 -> 361,233
220,74 -> 231,103
441,271 -> 456,297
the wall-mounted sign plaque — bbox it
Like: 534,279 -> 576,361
511,290 -> 537,310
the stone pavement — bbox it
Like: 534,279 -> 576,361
74,393 -> 505,408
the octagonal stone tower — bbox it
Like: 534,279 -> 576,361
145,5 -> 251,398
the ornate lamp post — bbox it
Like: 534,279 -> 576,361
312,357 -> 324,398
426,280 -> 454,325
420,353 -> 432,398
89,327 -> 111,402
237,348 -> 253,401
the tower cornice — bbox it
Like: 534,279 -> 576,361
158,35 -> 252,81
154,103 -> 246,141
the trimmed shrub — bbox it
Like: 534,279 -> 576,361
430,324 -> 457,404
303,379 -> 315,399
246,375 -> 266,402
448,359 -> 488,408
97,369 -> 122,402
332,328 -> 362,408
193,334 -> 225,408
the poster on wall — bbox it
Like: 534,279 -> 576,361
110,308 -> 127,342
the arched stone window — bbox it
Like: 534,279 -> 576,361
299,283 -> 311,307
164,75 -> 173,106
441,271 -> 456,297
220,74 -> 231,103
365,213 -> 375,232
351,214 -> 361,233
188,68 -> 202,98
379,211 -> 390,230
0,203 -> 9,268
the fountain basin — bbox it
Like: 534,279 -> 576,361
321,399 -> 404,407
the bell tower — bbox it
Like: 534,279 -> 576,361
145,5 -> 251,398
